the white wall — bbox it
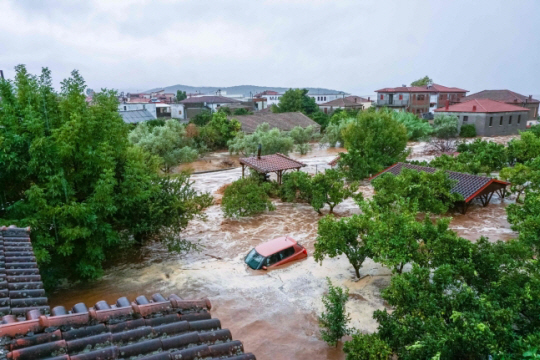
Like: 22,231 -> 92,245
169,104 -> 185,121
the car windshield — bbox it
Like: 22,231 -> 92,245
245,249 -> 265,270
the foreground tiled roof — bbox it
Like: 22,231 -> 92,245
463,89 -> 539,104
118,110 -> 155,123
375,83 -> 467,94
319,96 -> 371,107
230,112 -> 320,133
434,99 -> 529,113
0,226 -> 49,319
0,227 -> 256,360
370,163 -> 508,202
180,96 -> 241,104
240,153 -> 306,173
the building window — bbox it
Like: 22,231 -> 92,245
518,115 -> 521,124
417,94 -> 425,100
399,94 -> 403,100
489,117 -> 493,126
509,116 -> 512,124
124,106 -> 126,111
439,94 -> 444,100
463,116 -> 468,122
380,94 -> 384,100
324,97 -> 326,101
500,116 -> 503,126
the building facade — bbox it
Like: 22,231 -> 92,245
375,83 -> 467,116
462,90 -> 539,121
318,96 -> 373,114
434,99 -> 528,136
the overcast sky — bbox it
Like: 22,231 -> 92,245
1,0 -> 539,97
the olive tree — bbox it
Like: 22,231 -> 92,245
311,169 -> 360,214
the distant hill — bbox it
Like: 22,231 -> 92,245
145,84 -> 346,97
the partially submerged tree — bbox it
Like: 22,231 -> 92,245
314,213 -> 371,278
318,278 -> 351,347
311,169 -> 360,214
386,109 -> 433,141
343,333 -> 393,360
280,171 -> 313,203
339,111 -> 409,180
500,163 -> 534,202
221,177 -> 276,218
429,114 -> 459,153
289,125 -> 319,155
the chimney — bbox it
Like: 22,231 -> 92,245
472,105 -> 477,112
257,144 -> 262,159
445,100 -> 449,110
368,96 -> 370,101
529,95 -> 533,100
402,84 -> 407,87
354,97 -> 357,103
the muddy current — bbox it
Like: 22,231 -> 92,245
48,142 -> 517,360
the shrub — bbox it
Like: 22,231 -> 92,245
191,110 -> 213,126
459,123 -> 477,137
311,169 -> 360,214
221,177 -> 275,218
280,171 -> 313,203
388,110 -> 433,141
318,278 -> 350,347
433,114 -> 459,139
228,123 -> 294,156
289,125 -> 319,154
343,333 -> 392,360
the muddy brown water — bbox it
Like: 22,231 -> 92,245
48,142 -> 516,360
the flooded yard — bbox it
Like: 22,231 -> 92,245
48,140 -> 517,360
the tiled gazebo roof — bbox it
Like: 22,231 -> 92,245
370,163 -> 508,203
239,153 -> 305,173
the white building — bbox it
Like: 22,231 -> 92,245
118,103 -> 157,119
254,90 -> 346,107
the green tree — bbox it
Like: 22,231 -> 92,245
507,131 -> 540,164
311,169 -> 360,214
343,333 -> 392,360
318,278 -> 351,347
456,139 -> 508,173
309,110 -> 330,129
320,117 -> 356,148
386,109 -> 433,141
191,109 -> 213,126
129,119 -> 198,173
500,163 -> 534,202
371,168 -> 462,214
0,66 -> 212,283
339,111 -> 409,180
314,213 -> 372,278
206,111 -> 241,148
272,88 -> 318,115
410,76 -> 432,87
507,191 -> 540,254
228,123 -> 294,156
221,177 -> 276,218
176,90 -> 187,102
459,124 -> 477,137
433,114 -> 459,139
289,125 -> 319,155
280,171 -> 313,203
232,107 -> 252,115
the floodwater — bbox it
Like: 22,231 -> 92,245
48,140 -> 517,360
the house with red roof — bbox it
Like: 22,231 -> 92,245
434,99 -> 529,136
375,83 -> 468,116
462,90 -> 539,121
318,95 -> 373,114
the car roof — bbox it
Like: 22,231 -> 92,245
255,236 -> 297,257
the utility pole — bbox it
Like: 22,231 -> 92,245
0,70 -> 4,80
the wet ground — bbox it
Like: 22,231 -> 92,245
48,140 -> 517,360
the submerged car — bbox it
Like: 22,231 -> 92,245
245,236 -> 307,270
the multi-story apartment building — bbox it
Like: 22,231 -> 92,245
375,83 -> 468,116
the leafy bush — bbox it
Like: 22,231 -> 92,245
191,110 -> 213,126
459,123 -> 477,137
343,333 -> 392,360
0,66 -> 212,283
289,125 -> 319,154
221,177 -> 276,218
433,114 -> 459,139
280,171 -> 313,203
228,123 -> 294,156
309,110 -> 330,129
371,168 -> 462,214
318,278 -> 350,347
129,119 -> 198,173
389,110 -> 433,141
338,111 -> 409,180
456,139 -> 508,171
320,117 -> 356,147
272,88 -> 318,115
507,131 -> 540,164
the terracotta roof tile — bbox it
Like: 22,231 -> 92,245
0,227 -> 256,360
434,99 -> 529,113
370,163 -> 509,202
375,83 -> 468,94
240,153 -> 305,173
463,90 -> 539,104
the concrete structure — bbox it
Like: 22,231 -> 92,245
230,112 -> 320,133
118,103 -> 157,119
463,90 -> 539,121
375,83 -> 467,116
434,99 -> 529,136
254,90 -> 345,107
180,95 -> 241,115
119,109 -> 155,124
318,95 -> 373,114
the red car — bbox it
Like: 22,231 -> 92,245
245,236 -> 307,270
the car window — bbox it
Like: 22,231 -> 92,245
275,247 -> 295,262
266,253 -> 280,266
245,249 -> 265,270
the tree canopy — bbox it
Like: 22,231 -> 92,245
410,76 -> 432,87
0,66 -> 212,284
228,123 -> 294,156
221,177 -> 276,218
272,88 -> 318,115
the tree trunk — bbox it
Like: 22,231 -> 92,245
329,203 -> 335,214
353,264 -> 361,279
397,262 -> 405,274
